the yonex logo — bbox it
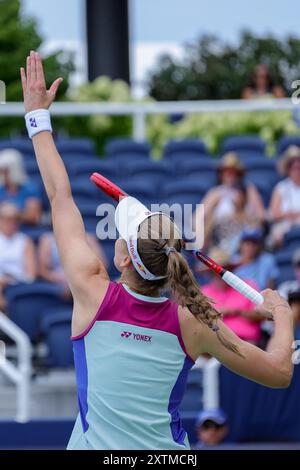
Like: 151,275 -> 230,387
120,331 -> 152,342
121,331 -> 132,338
29,117 -> 37,128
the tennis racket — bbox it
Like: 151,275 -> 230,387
193,250 -> 263,306
91,173 -> 127,201
90,172 -> 264,307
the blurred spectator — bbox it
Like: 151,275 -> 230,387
204,182 -> 259,255
0,149 -> 42,225
287,290 -> 300,340
234,228 -> 279,290
278,249 -> 300,299
197,153 -> 265,246
193,409 -> 229,449
202,248 -> 262,344
38,232 -> 108,298
269,145 -> 300,246
242,64 -> 285,100
0,202 -> 36,310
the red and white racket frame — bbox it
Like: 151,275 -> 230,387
91,172 -> 264,308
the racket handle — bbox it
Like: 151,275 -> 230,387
222,271 -> 264,306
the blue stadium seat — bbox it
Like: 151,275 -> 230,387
101,239 -> 119,279
220,364 -> 300,442
274,251 -> 295,286
24,159 -> 39,177
176,158 -> 217,186
105,139 -> 150,159
69,158 -> 120,178
185,172 -> 217,188
20,225 -> 49,244
76,201 -> 100,233
72,182 -> 98,206
60,153 -> 98,170
179,368 -> 203,413
246,178 -> 274,207
247,170 -> 279,188
5,282 -> 68,340
121,160 -> 171,183
164,179 -> 211,206
71,176 -> 117,205
244,158 -> 279,186
229,150 -> 268,160
41,308 -> 73,368
28,176 -> 49,212
277,135 -> 300,154
55,138 -> 96,156
221,135 -> 266,155
120,180 -> 156,204
164,139 -> 209,160
283,226 -> 300,252
0,138 -> 34,156
242,155 -> 276,171
176,157 -> 217,174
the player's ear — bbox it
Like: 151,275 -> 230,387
119,255 -> 132,269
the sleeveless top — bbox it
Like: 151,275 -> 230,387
276,178 -> 300,213
0,232 -> 27,281
67,282 -> 194,450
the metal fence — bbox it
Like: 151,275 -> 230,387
0,98 -> 298,141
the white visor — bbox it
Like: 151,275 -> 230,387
115,196 -> 167,281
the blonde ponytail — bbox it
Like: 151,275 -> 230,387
166,250 -> 243,357
127,213 -> 242,357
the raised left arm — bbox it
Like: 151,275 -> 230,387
20,51 -> 109,302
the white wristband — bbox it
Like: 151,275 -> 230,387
25,108 -> 52,139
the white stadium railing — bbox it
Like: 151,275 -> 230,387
0,98 -> 298,141
0,313 -> 32,422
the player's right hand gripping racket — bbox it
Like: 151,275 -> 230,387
193,250 -> 264,306
91,172 -> 265,309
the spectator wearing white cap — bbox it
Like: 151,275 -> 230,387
278,249 -> 300,300
193,408 -> 229,449
269,145 -> 300,246
0,149 -> 42,225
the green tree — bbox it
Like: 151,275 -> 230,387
148,31 -> 300,101
0,0 -> 74,136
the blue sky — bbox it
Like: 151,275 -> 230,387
22,0 -> 300,93
23,0 -> 300,43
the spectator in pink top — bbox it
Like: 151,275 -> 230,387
201,248 -> 263,344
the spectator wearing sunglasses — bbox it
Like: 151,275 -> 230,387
269,146 -> 300,247
193,409 -> 229,449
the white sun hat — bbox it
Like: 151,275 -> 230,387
115,196 -> 167,281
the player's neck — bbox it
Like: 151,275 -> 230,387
120,271 -> 161,298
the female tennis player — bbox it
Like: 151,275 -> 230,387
21,52 -> 294,451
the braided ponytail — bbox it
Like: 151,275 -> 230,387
128,213 -> 242,357
166,250 -> 243,357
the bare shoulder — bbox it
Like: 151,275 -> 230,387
178,306 -> 207,360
